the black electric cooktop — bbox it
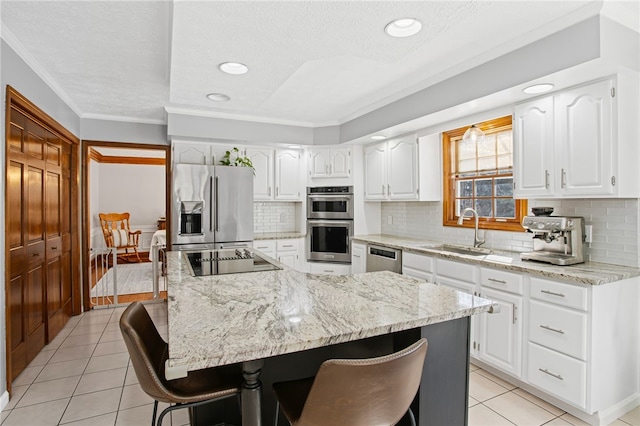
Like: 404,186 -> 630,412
184,248 -> 281,276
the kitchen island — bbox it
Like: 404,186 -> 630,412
165,250 -> 494,425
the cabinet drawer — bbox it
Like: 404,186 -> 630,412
530,277 -> 588,311
436,276 -> 475,295
276,240 -> 298,252
403,266 -> 433,283
309,262 -> 351,275
528,343 -> 586,408
436,259 -> 477,282
480,268 -> 523,295
403,252 -> 433,272
529,300 -> 587,360
253,240 -> 276,255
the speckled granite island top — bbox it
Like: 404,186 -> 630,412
165,251 -> 493,373
352,234 -> 640,286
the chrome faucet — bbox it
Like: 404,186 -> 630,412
457,208 -> 486,248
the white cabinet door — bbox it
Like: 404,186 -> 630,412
513,96 -> 555,198
172,142 -> 211,165
277,252 -> 298,269
329,148 -> 351,177
478,287 -> 522,377
388,137 -> 418,200
351,242 -> 366,273
364,143 -> 387,200
247,148 -> 274,201
309,150 -> 330,178
275,150 -> 301,200
556,79 -> 614,196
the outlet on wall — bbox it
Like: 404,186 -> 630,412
585,225 -> 593,243
387,215 -> 393,225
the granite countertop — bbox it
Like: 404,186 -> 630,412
352,234 -> 640,286
165,251 -> 493,373
254,232 -> 305,240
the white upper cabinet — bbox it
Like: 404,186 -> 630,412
364,134 -> 439,201
275,149 -> 301,200
364,143 -> 387,200
246,147 -> 274,200
556,79 -> 613,196
514,76 -> 639,199
309,147 -> 351,178
513,96 -> 555,198
172,141 -> 211,165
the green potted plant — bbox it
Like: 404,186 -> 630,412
220,147 -> 254,171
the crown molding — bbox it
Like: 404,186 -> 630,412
81,112 -> 166,126
164,105 -> 340,128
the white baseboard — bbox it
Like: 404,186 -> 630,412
0,390 -> 9,411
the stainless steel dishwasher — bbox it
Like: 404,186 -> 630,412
366,245 -> 402,273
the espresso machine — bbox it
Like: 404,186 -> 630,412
520,216 -> 586,265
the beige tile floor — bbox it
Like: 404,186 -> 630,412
1,301 -> 639,426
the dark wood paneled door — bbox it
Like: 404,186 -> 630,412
5,87 -> 79,390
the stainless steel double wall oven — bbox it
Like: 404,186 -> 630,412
307,186 -> 353,263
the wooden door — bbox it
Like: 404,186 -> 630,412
5,86 -> 80,390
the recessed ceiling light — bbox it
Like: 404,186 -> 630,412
371,135 -> 386,140
288,145 -> 301,149
523,83 -> 554,94
219,62 -> 248,75
385,18 -> 422,38
206,93 -> 230,102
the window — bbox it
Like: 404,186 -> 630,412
442,116 -> 527,231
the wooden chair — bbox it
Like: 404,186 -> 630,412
99,212 -> 142,263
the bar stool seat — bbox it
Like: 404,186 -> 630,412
272,338 -> 428,426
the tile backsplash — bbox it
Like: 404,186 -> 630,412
381,199 -> 639,267
253,202 -> 297,233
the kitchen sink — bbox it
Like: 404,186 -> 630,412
421,244 -> 491,257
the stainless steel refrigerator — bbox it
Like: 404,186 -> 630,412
171,164 -> 253,250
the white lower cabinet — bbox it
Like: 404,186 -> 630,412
402,252 -> 433,282
351,242 -> 366,273
358,246 -> 640,423
254,238 -> 303,271
309,262 -> 351,275
477,268 -> 523,377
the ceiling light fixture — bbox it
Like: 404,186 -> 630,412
288,145 -> 301,149
523,83 -> 554,94
371,135 -> 386,140
385,18 -> 422,38
462,124 -> 485,145
219,62 -> 248,75
206,93 -> 230,102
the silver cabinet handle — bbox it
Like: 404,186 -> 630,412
539,368 -> 563,381
282,244 -> 293,248
541,289 -> 565,297
488,278 -> 507,284
382,184 -> 385,195
353,254 -> 361,258
276,187 -> 279,196
561,168 -> 566,188
545,170 -> 550,189
268,187 -> 271,196
210,176 -> 214,231
540,324 -> 565,334
387,184 -> 390,195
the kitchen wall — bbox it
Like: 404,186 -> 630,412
253,202 -> 298,234
381,198 -> 639,267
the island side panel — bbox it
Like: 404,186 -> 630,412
395,317 -> 471,426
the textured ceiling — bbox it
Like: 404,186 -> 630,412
2,0 -> 630,127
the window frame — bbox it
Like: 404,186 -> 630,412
442,115 -> 527,232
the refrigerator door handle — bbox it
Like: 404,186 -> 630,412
209,176 -> 214,232
215,175 -> 220,232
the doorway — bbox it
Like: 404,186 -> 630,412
81,141 -> 170,310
